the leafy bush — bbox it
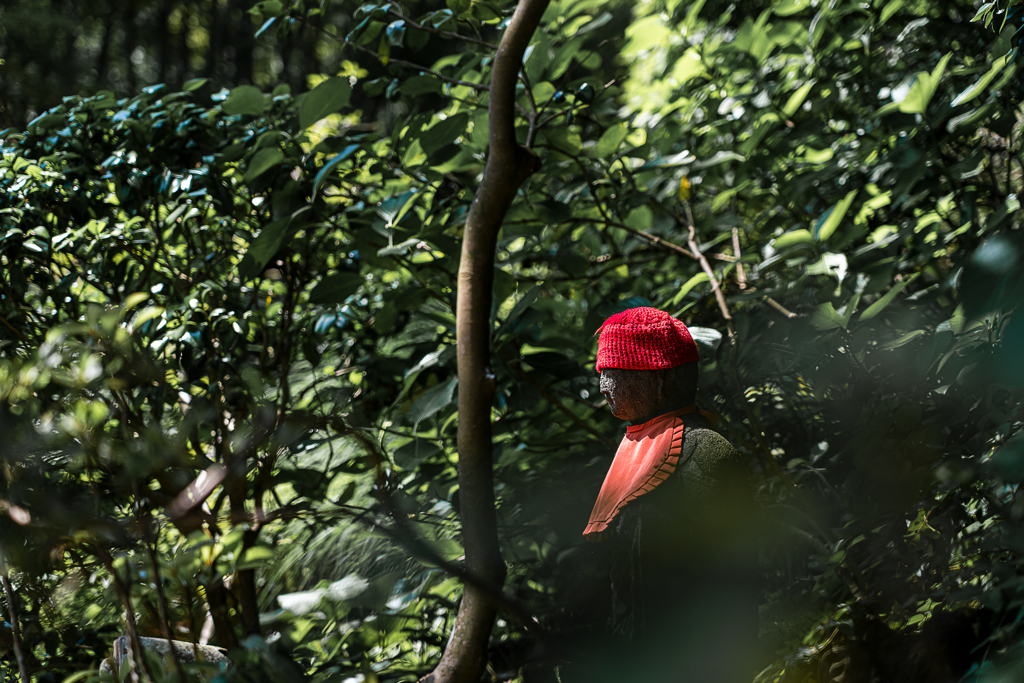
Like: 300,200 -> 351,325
1,0 -> 1024,681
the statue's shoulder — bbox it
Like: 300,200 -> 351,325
671,413 -> 747,499
678,413 -> 738,467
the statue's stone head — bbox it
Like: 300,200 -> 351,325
595,307 -> 700,424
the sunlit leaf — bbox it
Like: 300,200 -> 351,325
299,77 -> 352,129
222,85 -> 267,116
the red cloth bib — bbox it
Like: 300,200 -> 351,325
583,406 -> 713,539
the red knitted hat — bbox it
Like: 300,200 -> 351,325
595,307 -> 699,372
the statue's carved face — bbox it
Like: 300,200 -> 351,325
599,368 -> 663,424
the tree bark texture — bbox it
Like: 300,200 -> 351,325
427,1 -> 549,682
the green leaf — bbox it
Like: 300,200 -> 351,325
376,190 -> 418,226
309,272 -> 363,304
412,377 -> 458,431
782,81 -> 815,117
692,150 -> 745,169
400,76 -> 443,96
774,0 -> 812,16
815,188 -> 858,241
239,219 -> 290,280
183,78 -> 209,92
394,439 -> 440,470
244,148 -> 284,183
495,286 -> 541,337
238,546 -> 276,570
420,113 -> 470,155
971,2 -> 995,23
595,123 -> 630,158
858,273 -> 919,321
544,126 -> 583,156
773,229 -> 813,250
532,81 -> 556,104
408,27 -> 430,51
810,302 -> 845,330
669,272 -> 710,306
880,0 -> 904,24
250,0 -> 283,16
313,144 -> 360,194
378,238 -> 420,256
550,37 -> 585,79
898,52 -> 951,114
299,77 -> 352,129
131,306 -> 165,331
878,329 -> 926,350
624,15 -> 671,53
222,85 -> 267,116
951,55 -> 1013,107
164,204 -> 188,226
734,16 -> 774,62
840,291 -> 861,328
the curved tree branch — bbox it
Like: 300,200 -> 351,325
425,2 -> 549,682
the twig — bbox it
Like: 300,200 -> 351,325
385,7 -> 498,50
765,296 -> 797,319
565,215 -> 697,259
540,152 -> 699,260
510,254 -> 664,282
98,549 -> 155,683
682,202 -> 734,335
1,570 -> 30,683
0,315 -> 28,342
498,349 -> 613,446
145,536 -> 187,682
732,227 -> 747,289
305,21 -> 490,92
332,424 -> 550,642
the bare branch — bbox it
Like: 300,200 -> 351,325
682,203 -> 734,332
732,227 -> 747,289
765,296 -> 798,319
0,570 -> 30,683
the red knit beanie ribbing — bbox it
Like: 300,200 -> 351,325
595,307 -> 699,372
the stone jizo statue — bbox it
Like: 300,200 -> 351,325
580,307 -> 760,682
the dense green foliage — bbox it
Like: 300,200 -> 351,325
3,0 -> 1024,681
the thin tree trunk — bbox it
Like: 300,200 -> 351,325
99,549 -> 156,683
425,1 -> 549,682
157,0 -> 172,83
176,2 -> 190,87
124,2 -> 138,93
145,540 -> 187,683
300,22 -> 318,88
204,577 -> 240,650
94,0 -> 118,89
235,1 -> 254,85
1,570 -> 30,683
168,501 -> 238,649
204,0 -> 228,80
61,0 -> 82,97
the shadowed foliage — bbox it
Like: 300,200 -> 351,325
2,0 -> 1024,681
